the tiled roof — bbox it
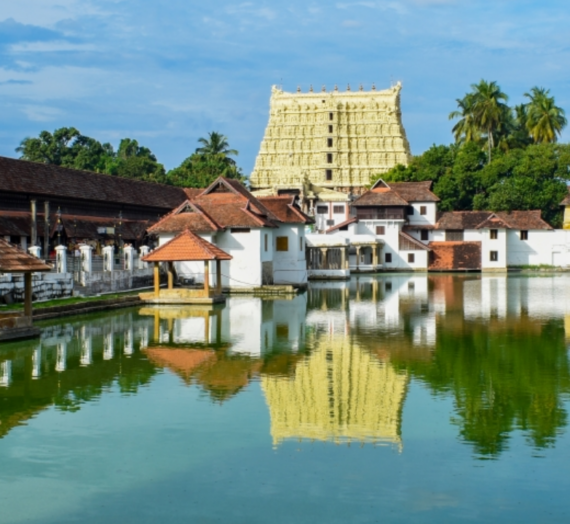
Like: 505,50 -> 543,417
428,241 -> 482,271
389,182 -> 440,203
399,231 -> 430,251
436,210 -> 552,230
142,229 -> 232,262
148,201 -> 222,234
0,156 -> 187,209
183,188 -> 204,200
0,238 -> 52,272
257,196 -> 314,224
144,348 -> 216,383
352,189 -> 409,207
326,216 -> 358,233
435,211 -> 496,230
560,188 -> 570,206
0,211 -> 48,237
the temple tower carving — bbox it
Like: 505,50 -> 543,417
250,82 -> 412,195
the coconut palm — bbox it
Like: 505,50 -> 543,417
196,132 -> 238,161
469,80 -> 510,162
449,94 -> 482,145
524,87 -> 567,144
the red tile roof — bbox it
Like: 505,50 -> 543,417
492,211 -> 552,230
142,229 -> 232,262
428,241 -> 482,271
257,196 -> 313,224
0,238 -> 52,272
435,211 -> 496,230
436,210 -> 552,230
144,348 -> 216,383
183,188 -> 204,200
0,156 -> 187,209
388,182 -> 440,203
353,180 -> 438,207
148,201 -> 222,234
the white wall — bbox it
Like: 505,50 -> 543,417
407,202 -> 437,227
480,228 -> 507,270
273,224 -> 308,285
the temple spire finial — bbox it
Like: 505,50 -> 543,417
321,85 -> 326,92
359,84 -> 363,91
347,83 -> 351,91
309,84 -> 314,92
371,83 -> 376,91
297,85 -> 301,93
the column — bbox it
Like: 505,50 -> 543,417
104,332 -> 114,360
80,328 -> 93,366
80,244 -> 93,272
32,346 -> 41,379
139,246 -> 150,269
320,248 -> 328,269
43,200 -> 50,258
124,328 -> 133,356
167,261 -> 174,289
340,246 -> 346,270
154,262 -> 160,296
30,199 -> 37,247
24,272 -> 33,318
372,245 -> 378,267
103,245 -> 114,272
204,261 -> 210,295
55,245 -> 67,273
123,245 -> 135,271
56,341 -> 67,372
216,260 -> 222,294
0,361 -> 12,387
28,246 -> 42,258
355,246 -> 361,270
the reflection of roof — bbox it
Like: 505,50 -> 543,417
0,238 -> 52,272
261,336 -> 408,447
144,347 -> 216,382
142,229 -> 232,262
0,156 -> 187,209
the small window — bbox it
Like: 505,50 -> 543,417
490,229 -> 498,240
316,205 -> 328,214
420,230 -> 429,241
420,206 -> 427,216
325,169 -> 332,181
490,251 -> 498,262
333,205 -> 344,214
231,228 -> 250,233
520,230 -> 528,240
327,138 -> 333,147
385,253 -> 392,263
328,125 -> 333,133
264,234 -> 268,252
385,282 -> 392,291
327,153 -> 333,163
299,236 -> 303,251
407,206 -> 414,216
276,236 -> 289,252
376,226 -> 385,235
329,112 -> 333,121
408,253 -> 415,263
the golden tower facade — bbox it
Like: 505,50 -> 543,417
250,83 -> 412,194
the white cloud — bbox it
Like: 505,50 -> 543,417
22,104 -> 63,122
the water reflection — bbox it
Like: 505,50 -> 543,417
1,274 -> 570,459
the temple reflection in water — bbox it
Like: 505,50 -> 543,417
2,274 -> 570,457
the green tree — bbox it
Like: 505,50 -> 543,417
196,131 -> 238,159
524,87 -> 567,144
448,94 -> 481,145
16,127 -> 81,165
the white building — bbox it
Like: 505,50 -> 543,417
148,177 -> 313,288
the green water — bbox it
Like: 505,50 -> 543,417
1,274 -> 570,523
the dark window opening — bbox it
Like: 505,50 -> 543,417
327,138 -> 333,147
327,153 -> 333,163
520,230 -> 528,240
490,251 -> 498,262
408,253 -> 415,263
385,253 -> 392,263
420,205 -> 427,215
328,125 -> 333,133
333,205 -> 344,214
329,112 -> 333,121
339,225 -> 348,231
376,226 -> 385,235
445,230 -> 464,241
231,228 -> 250,233
420,230 -> 429,241
316,205 -> 328,214
325,169 -> 333,181
490,229 -> 498,239
385,282 -> 392,291
407,206 -> 414,215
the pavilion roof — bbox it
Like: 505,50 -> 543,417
142,229 -> 232,262
0,238 -> 52,273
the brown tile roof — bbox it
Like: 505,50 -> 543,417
144,348 -> 216,383
148,201 -> 222,234
388,181 -> 440,203
352,188 -> 409,207
326,216 -> 358,233
0,238 -> 52,272
0,156 -> 187,209
257,196 -> 314,224
428,241 -> 482,271
435,211 -> 496,230
436,210 -> 552,230
142,229 -> 232,262
560,188 -> 570,206
0,211 -> 48,237
183,188 -> 205,200
399,230 -> 430,251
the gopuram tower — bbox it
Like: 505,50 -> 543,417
250,82 -> 412,200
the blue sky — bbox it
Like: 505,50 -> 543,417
0,0 -> 568,174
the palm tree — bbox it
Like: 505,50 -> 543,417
469,80 -> 510,162
524,87 -> 567,144
196,132 -> 238,161
449,94 -> 481,145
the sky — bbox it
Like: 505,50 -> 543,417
0,0 -> 569,174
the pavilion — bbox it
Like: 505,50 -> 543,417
139,229 -> 232,304
0,238 -> 52,341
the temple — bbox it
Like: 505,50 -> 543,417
250,82 -> 412,224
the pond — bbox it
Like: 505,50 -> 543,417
1,274 -> 570,523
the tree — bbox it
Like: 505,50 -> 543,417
524,87 -> 567,144
448,94 -> 481,145
196,132 -> 238,160
16,127 -> 81,165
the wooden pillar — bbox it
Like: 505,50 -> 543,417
355,246 -> 361,270
43,201 -> 50,258
30,200 -> 37,247
216,260 -> 222,294
204,261 -> 210,295
153,262 -> 160,296
340,247 -> 346,270
24,272 -> 33,318
167,262 -> 174,289
372,245 -> 378,267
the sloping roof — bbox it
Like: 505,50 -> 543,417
142,229 -> 232,262
326,216 -> 358,233
435,211 -> 495,230
352,188 -> 409,207
428,241 -> 482,271
560,188 -> 570,206
399,231 -> 430,251
436,210 -> 553,230
0,156 -> 187,209
0,211 -> 48,237
257,196 -> 314,224
389,182 -> 440,203
0,238 -> 52,272
183,188 -> 204,200
148,201 -> 222,234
